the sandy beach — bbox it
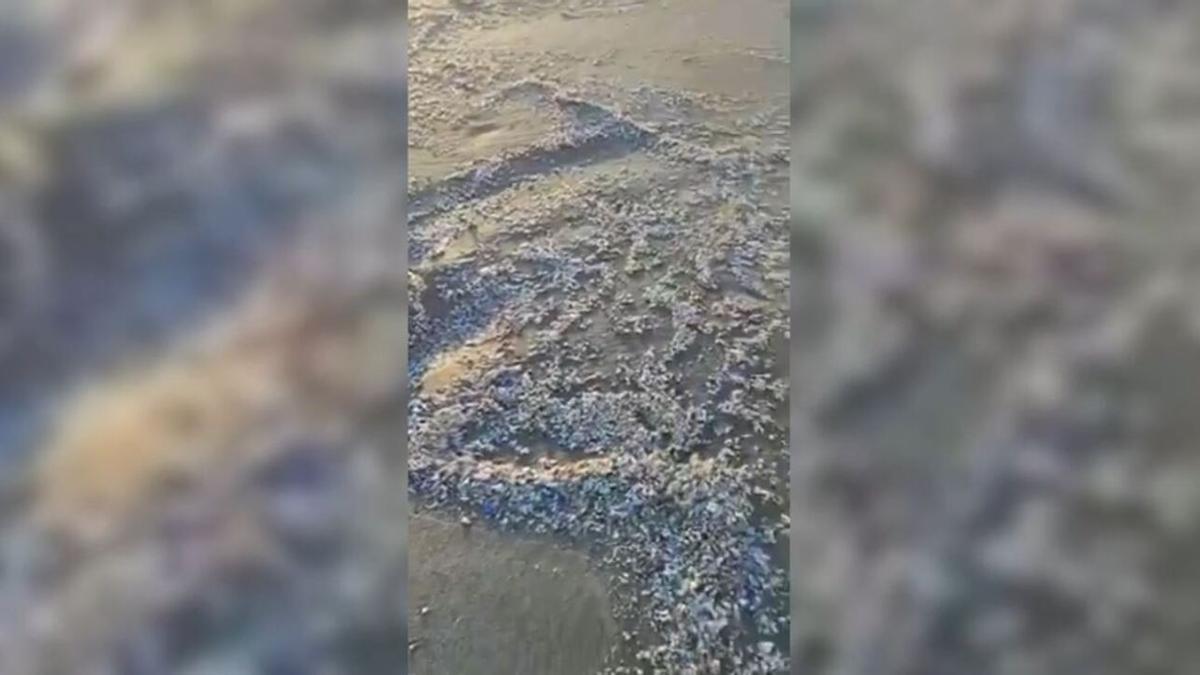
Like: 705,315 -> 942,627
408,0 -> 790,671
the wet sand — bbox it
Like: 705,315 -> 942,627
407,513 -> 616,675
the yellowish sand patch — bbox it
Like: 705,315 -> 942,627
59,2 -> 204,108
0,126 -> 47,187
33,343 -> 285,542
32,269 -> 407,544
283,302 -> 407,411
410,103 -> 560,183
57,0 -> 316,110
420,329 -> 515,396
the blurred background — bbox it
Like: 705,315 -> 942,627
0,1 -> 407,673
791,1 -> 1200,674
